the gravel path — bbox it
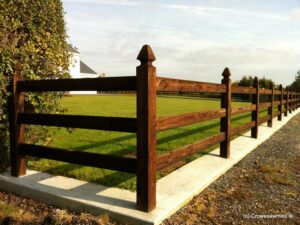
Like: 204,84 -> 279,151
163,113 -> 300,225
0,113 -> 299,225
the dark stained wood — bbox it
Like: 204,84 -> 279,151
284,89 -> 289,116
278,85 -> 283,121
231,121 -> 255,136
259,89 -> 272,95
259,102 -> 271,109
18,113 -> 136,133
231,86 -> 256,94
289,88 -> 292,113
273,111 -> 280,118
19,144 -> 136,173
267,84 -> 274,127
156,109 -> 226,132
272,101 -> 281,106
7,64 -> 26,177
231,105 -> 256,115
273,89 -> 282,95
220,68 -> 231,158
156,77 -> 226,93
251,77 -> 259,138
136,45 -> 156,212
156,133 -> 226,171
17,76 -> 137,92
293,91 -> 296,111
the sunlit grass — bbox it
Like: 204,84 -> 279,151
28,95 -> 276,190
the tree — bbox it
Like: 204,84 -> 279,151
235,75 -> 254,87
0,0 -> 70,170
258,76 -> 274,89
291,70 -> 300,91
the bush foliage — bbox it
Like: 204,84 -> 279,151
291,70 -> 300,91
0,0 -> 70,170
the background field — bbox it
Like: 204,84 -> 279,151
28,95 -> 270,191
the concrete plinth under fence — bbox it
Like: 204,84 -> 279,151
1,109 -> 299,225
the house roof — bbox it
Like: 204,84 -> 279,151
68,45 -> 80,54
80,60 -> 97,74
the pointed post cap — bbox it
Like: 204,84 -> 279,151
222,67 -> 231,79
279,84 -> 282,89
137,45 -> 156,65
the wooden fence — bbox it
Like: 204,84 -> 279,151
7,45 -> 300,212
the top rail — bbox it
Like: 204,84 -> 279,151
232,86 -> 256,94
17,76 -> 137,92
156,77 -> 226,93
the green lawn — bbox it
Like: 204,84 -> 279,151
28,95 -> 271,191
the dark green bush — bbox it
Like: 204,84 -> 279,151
0,0 -> 70,170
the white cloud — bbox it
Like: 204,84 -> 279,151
63,1 -> 300,86
289,8 -> 300,19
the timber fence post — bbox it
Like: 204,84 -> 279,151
267,83 -> 274,127
220,68 -> 231,158
7,63 -> 26,177
136,45 -> 157,212
289,88 -> 292,113
251,77 -> 259,138
278,84 -> 283,121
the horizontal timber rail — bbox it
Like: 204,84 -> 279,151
7,45 -> 300,213
156,132 -> 225,170
231,121 -> 255,136
156,109 -> 226,132
17,76 -> 137,92
18,113 -> 136,133
232,86 -> 256,94
19,144 -> 136,173
156,77 -> 226,93
231,105 -> 256,115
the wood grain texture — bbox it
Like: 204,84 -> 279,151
18,113 -> 136,133
267,85 -> 274,127
19,144 -> 136,173
156,109 -> 226,131
231,121 -> 255,136
220,68 -> 231,159
156,133 -> 225,171
7,64 -> 26,177
231,86 -> 256,94
231,105 -> 256,115
278,85 -> 283,121
17,76 -> 137,92
156,77 -> 226,93
136,45 -> 157,212
251,77 -> 259,139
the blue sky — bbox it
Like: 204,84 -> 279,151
62,0 -> 300,85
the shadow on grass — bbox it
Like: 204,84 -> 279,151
30,111 -> 255,188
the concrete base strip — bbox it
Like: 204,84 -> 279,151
1,109 -> 299,225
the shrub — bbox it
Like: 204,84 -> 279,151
0,0 -> 70,170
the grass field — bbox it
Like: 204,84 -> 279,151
28,95 -> 270,191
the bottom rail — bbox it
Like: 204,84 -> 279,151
156,132 -> 225,170
19,144 -> 137,173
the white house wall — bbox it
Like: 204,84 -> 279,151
69,52 -> 98,95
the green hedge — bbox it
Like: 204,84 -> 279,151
0,0 -> 70,170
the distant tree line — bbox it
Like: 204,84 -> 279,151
290,70 -> 300,91
233,75 -> 275,89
